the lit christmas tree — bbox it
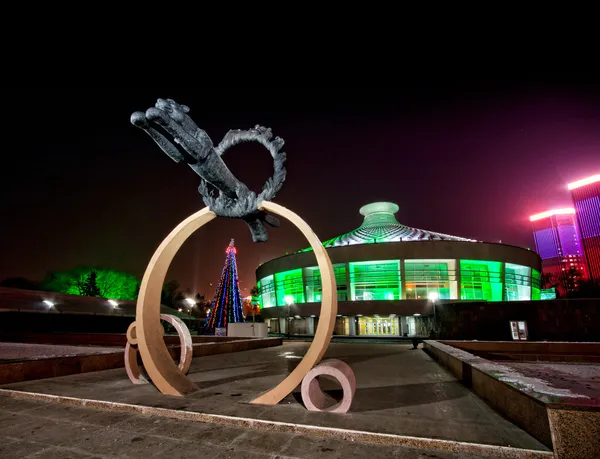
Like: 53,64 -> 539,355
205,239 -> 245,329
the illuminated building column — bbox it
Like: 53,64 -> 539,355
455,259 -> 461,300
348,316 -> 356,336
501,262 -> 507,301
279,318 -> 287,334
399,316 -> 408,336
306,317 -> 315,335
400,260 -> 407,299
345,262 -> 351,301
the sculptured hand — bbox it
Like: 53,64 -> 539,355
145,98 -> 214,161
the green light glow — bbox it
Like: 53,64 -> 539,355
505,263 -> 532,301
275,269 -> 304,306
304,264 -> 347,302
531,269 -> 541,300
349,260 -> 401,301
460,260 -> 503,301
405,259 -> 457,300
42,267 -> 139,300
258,275 -> 276,308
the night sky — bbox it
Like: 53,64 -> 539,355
2,84 -> 600,298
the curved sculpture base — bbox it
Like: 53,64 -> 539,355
132,201 -> 337,400
250,201 -> 338,405
301,359 -> 356,413
125,314 -> 193,385
133,207 -> 216,396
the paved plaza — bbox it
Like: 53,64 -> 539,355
0,342 -> 552,458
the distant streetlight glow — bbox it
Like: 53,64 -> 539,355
284,295 -> 294,305
43,300 -> 54,307
108,299 -> 118,307
428,292 -> 439,301
184,298 -> 196,306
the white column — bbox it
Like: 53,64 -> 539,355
306,317 -> 315,335
348,316 -> 356,336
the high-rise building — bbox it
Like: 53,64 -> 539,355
568,174 -> 600,282
529,208 -> 587,290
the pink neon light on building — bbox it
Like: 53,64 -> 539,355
530,207 -> 587,293
568,174 -> 600,282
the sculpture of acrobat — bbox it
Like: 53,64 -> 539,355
128,99 -> 355,412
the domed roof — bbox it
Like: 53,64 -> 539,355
307,202 -> 474,250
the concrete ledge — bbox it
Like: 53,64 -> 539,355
441,340 -> 600,363
424,340 -> 600,459
0,332 -> 254,347
0,338 -> 282,385
0,389 -> 553,459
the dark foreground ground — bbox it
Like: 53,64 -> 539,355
0,342 -> 552,458
0,396 -> 541,459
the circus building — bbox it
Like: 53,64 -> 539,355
255,202 -> 542,337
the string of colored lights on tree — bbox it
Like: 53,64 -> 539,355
206,239 -> 245,329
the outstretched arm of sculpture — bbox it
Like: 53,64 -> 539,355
131,98 -> 283,242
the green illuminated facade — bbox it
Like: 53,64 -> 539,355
259,258 -> 538,308
255,202 -> 543,337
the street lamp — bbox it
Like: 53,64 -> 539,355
284,295 -> 294,339
184,298 -> 196,330
427,291 -> 438,337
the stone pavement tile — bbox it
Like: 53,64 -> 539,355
0,439 -> 47,459
213,447 -> 274,459
0,410 -> 22,429
230,430 -> 295,455
51,408 -> 133,427
150,440 -> 227,459
24,446 -> 103,459
110,413 -> 165,433
1,417 -> 99,446
0,396 -> 49,412
280,435 -> 349,458
146,418 -> 248,447
67,427 -> 171,458
144,418 -> 212,441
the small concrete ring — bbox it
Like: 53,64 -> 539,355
300,359 -> 356,413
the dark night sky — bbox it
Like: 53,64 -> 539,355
1,84 -> 600,298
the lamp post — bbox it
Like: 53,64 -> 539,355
184,297 -> 196,332
427,291 -> 439,337
284,295 -> 294,339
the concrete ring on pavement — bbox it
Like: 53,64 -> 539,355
125,314 -> 193,385
301,359 -> 356,413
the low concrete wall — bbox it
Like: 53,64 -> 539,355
442,341 -> 600,355
0,351 -> 126,386
227,323 -> 268,338
424,340 -> 600,458
424,340 -> 551,448
441,340 -> 600,363
0,333 -> 251,347
435,299 -> 600,342
0,338 -> 282,386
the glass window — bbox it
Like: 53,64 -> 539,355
505,263 -> 532,301
304,264 -> 347,302
258,275 -> 276,308
531,269 -> 541,300
349,260 -> 401,301
275,269 -> 305,306
357,316 -> 399,336
405,259 -> 457,300
460,260 -> 503,301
